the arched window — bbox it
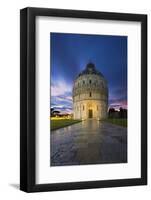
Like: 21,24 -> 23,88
83,105 -> 84,110
83,80 -> 85,84
89,79 -> 91,84
97,105 -> 99,111
89,92 -> 92,97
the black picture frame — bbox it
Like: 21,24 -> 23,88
20,7 -> 147,192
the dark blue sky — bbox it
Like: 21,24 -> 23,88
50,33 -> 127,113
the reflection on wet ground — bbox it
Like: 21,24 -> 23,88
50,119 -> 127,166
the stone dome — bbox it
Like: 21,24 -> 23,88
78,62 -> 104,77
72,63 -> 108,120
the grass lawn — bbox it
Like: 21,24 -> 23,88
51,119 -> 82,131
104,118 -> 127,127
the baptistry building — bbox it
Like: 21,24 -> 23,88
72,63 -> 108,120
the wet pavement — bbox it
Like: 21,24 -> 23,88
50,120 -> 127,166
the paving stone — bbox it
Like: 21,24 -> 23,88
50,120 -> 127,166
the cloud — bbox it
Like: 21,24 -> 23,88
108,85 -> 127,109
51,80 -> 73,114
51,80 -> 72,96
52,105 -> 73,114
109,99 -> 127,110
55,95 -> 72,103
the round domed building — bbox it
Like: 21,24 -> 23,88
72,63 -> 108,120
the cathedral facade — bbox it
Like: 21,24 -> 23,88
72,63 -> 108,120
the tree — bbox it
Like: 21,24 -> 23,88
119,107 -> 127,118
51,109 -> 60,117
51,108 -> 54,114
108,108 -> 115,118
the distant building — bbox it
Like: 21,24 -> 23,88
72,63 -> 108,120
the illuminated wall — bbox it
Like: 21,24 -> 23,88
72,63 -> 108,120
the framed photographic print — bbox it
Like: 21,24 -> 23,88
20,7 -> 147,192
